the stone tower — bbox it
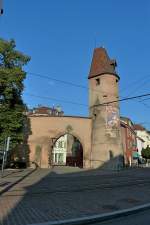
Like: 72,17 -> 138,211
89,47 -> 123,169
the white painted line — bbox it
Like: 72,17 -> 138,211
28,202 -> 150,225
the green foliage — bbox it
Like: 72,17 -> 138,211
141,145 -> 150,160
0,38 -> 30,148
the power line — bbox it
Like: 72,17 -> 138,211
124,77 -> 150,98
25,92 -> 150,108
27,71 -> 150,99
27,72 -> 114,94
132,95 -> 150,109
138,101 -> 150,109
26,71 -> 150,109
139,97 -> 150,102
120,94 -> 150,109
120,75 -> 150,109
27,72 -> 88,90
25,93 -> 88,107
94,93 -> 150,106
120,74 -> 150,95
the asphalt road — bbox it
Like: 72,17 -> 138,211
94,209 -> 150,225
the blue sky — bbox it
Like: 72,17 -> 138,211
0,0 -> 150,128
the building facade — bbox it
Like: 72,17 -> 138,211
52,134 -> 67,165
134,124 -> 150,149
136,136 -> 144,159
120,117 -> 137,166
27,106 -> 64,117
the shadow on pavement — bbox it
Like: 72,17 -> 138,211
1,157 -> 150,225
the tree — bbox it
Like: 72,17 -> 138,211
0,39 -> 30,149
141,145 -> 150,162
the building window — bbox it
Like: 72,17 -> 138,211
109,150 -> 114,159
93,113 -> 97,120
96,78 -> 100,85
58,141 -> 63,148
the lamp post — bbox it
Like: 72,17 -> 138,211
1,137 -> 10,178
0,0 -> 3,15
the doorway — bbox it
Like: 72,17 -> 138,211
51,134 -> 83,168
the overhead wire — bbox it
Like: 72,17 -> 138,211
27,72 -> 112,94
138,97 -> 150,102
27,72 -> 88,90
120,74 -> 150,95
25,92 -> 88,107
25,71 -> 150,109
28,71 -> 150,98
123,77 -> 150,98
94,93 -> 150,106
123,76 -> 150,108
25,92 -> 150,108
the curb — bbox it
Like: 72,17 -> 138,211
29,202 -> 150,225
0,168 -> 37,196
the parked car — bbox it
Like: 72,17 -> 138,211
8,156 -> 27,169
9,160 -> 27,169
138,157 -> 146,164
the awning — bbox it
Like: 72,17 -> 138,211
132,151 -> 139,159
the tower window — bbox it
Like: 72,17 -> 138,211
96,78 -> 100,85
109,150 -> 114,159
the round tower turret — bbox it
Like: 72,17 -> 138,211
89,47 -> 123,169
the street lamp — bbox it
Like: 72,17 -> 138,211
0,0 -> 3,15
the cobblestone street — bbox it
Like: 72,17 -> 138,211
1,168 -> 150,225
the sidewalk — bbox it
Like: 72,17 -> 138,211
1,168 -> 150,225
0,168 -> 36,195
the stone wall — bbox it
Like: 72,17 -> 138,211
27,116 -> 92,168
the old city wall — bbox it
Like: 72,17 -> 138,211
28,116 -> 92,168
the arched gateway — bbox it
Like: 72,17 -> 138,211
51,134 -> 83,168
28,116 -> 91,168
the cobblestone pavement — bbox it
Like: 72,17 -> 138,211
0,169 -> 36,195
1,168 -> 150,225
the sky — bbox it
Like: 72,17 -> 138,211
0,0 -> 150,128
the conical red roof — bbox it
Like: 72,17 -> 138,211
88,47 -> 119,79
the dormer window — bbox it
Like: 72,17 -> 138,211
110,59 -> 117,69
96,78 -> 100,85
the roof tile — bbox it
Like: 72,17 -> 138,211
88,47 -> 119,79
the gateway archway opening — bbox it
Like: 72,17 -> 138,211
51,134 -> 83,168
